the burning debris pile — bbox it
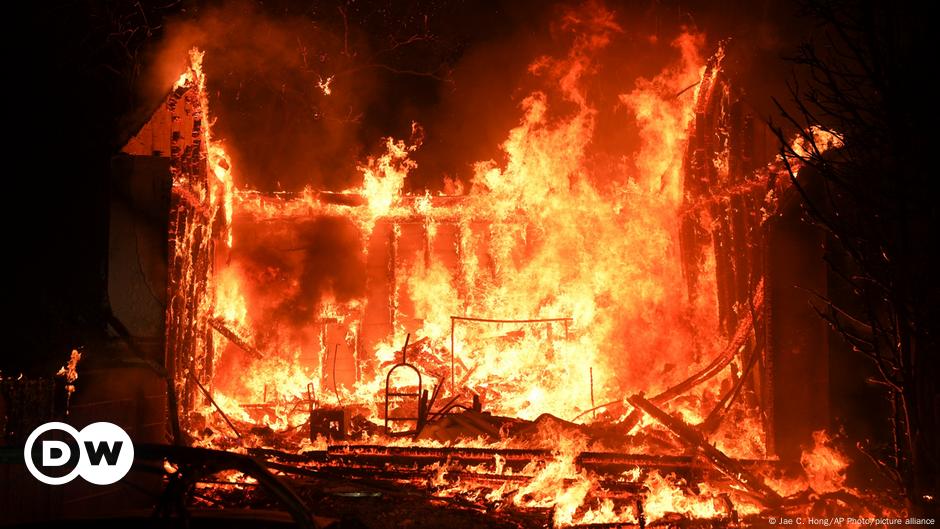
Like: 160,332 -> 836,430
112,3 -> 909,527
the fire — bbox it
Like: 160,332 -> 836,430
357,123 -> 421,221
642,471 -> 727,520
800,430 -> 849,494
193,3 -> 724,425
188,0 -> 719,451
56,349 -> 83,407
789,125 -> 845,160
621,31 -> 705,203
175,48 -> 236,248
317,75 -> 333,96
159,3 -> 893,525
214,267 -> 248,325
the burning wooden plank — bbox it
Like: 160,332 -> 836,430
626,393 -> 783,508
209,317 -> 265,359
250,444 -> 777,480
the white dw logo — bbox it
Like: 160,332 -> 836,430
24,422 -> 134,485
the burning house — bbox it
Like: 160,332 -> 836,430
2,1 -> 934,527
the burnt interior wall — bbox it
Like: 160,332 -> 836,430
219,196 -> 540,407
228,208 -> 471,394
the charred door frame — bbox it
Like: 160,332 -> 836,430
164,79 -> 224,440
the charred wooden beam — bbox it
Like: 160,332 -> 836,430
702,323 -> 766,433
250,445 -> 779,481
572,517 -> 745,529
209,317 -> 265,359
327,444 -> 554,471
266,459 -> 646,498
188,372 -> 242,439
626,394 -> 783,508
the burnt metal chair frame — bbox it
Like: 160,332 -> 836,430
383,334 -> 426,436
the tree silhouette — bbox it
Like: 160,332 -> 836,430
770,0 -> 936,509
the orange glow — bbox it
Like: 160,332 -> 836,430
163,4 -> 882,524
800,430 -> 849,494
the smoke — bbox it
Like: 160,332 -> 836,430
147,0 -> 384,192
230,215 -> 366,328
144,0 -> 804,194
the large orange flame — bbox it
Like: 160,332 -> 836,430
166,4 -> 891,525
205,3 -> 723,450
